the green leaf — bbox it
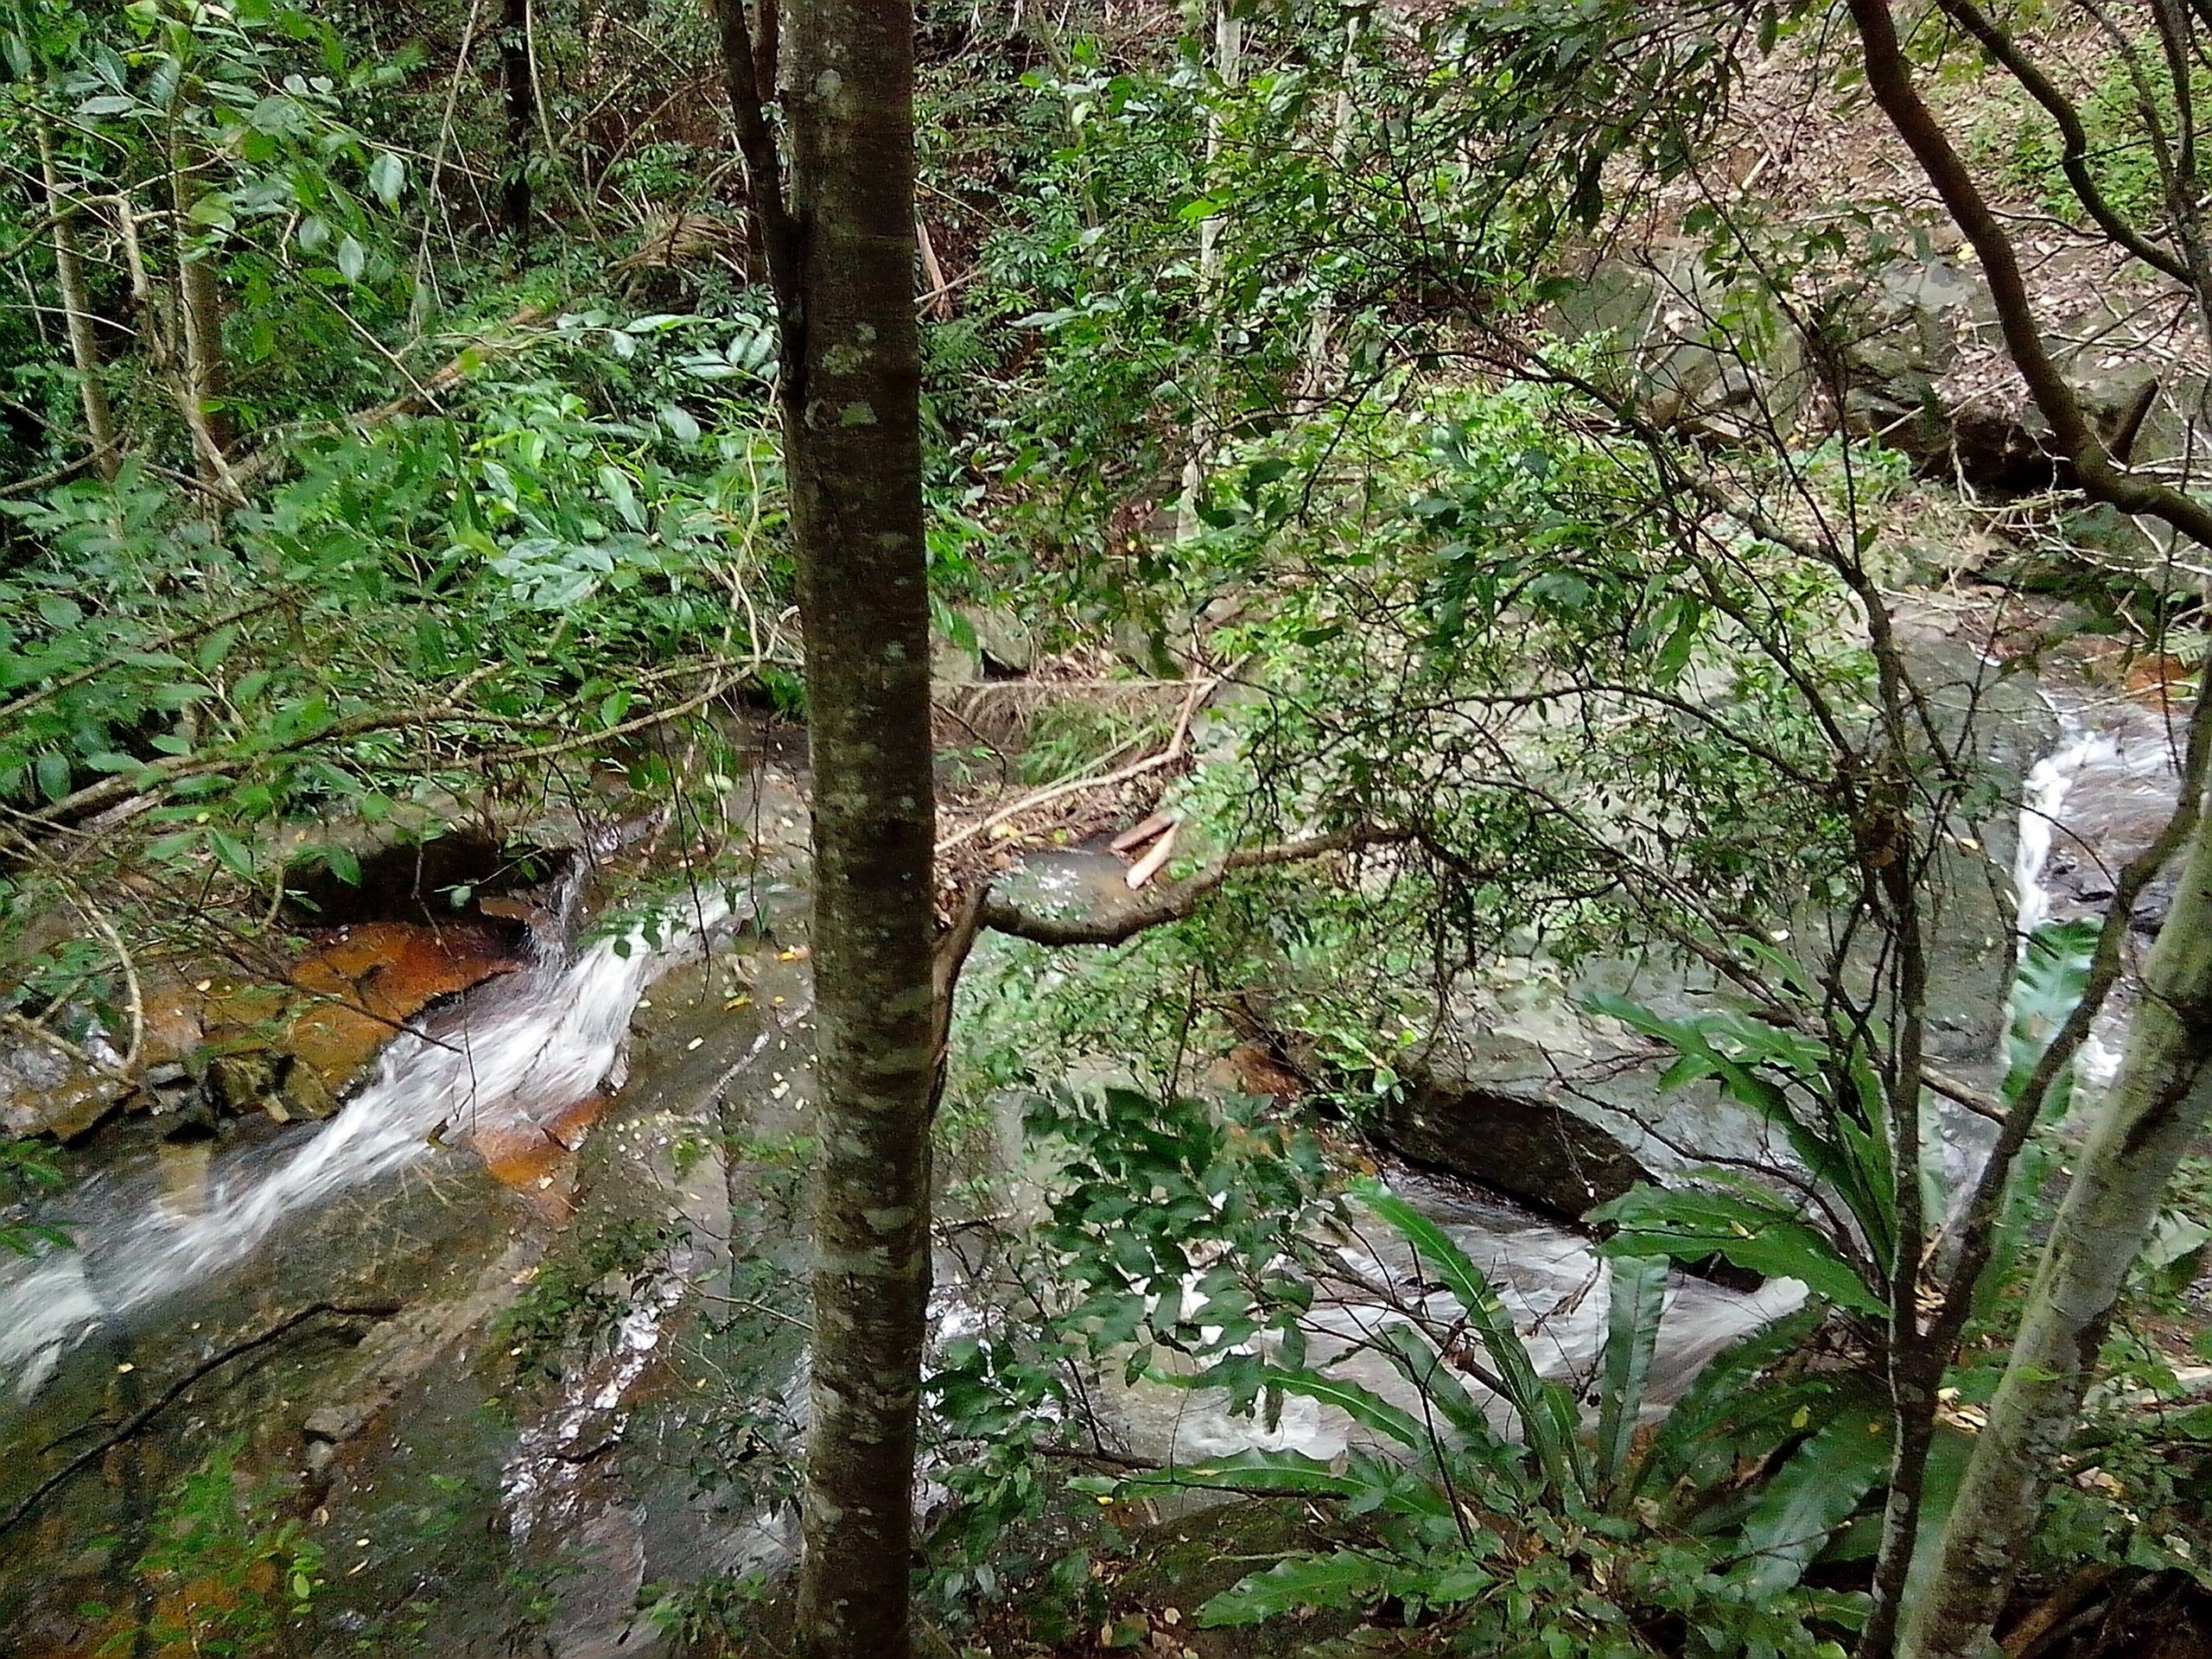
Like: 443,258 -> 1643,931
34,752 -> 72,803
2004,920 -> 2098,1110
1098,1447 -> 1363,1503
1263,1366 -> 1430,1452
367,150 -> 404,206
1737,1402 -> 1890,1592
1356,1180 -> 1586,1500
196,625 -> 239,671
207,829 -> 257,879
596,465 -> 645,531
1198,1552 -> 1392,1627
1595,1254 -> 1669,1497
1592,1185 -> 1885,1316
335,234 -> 366,283
1368,1323 -> 1514,1464
1637,1306 -> 1827,1504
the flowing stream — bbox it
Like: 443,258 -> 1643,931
2006,685 -> 2183,1087
0,675 -> 2191,1649
0,887 -> 734,1402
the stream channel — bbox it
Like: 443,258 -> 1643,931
0,658 -> 2187,1657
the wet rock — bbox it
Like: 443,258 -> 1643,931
207,1051 -> 275,1114
1377,1078 -> 1656,1218
275,1054 -> 335,1122
13,1076 -> 128,1141
0,1033 -> 123,1140
298,1241 -> 540,1454
283,919 -> 524,1089
1112,614 -> 1188,680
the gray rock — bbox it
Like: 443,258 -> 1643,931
303,1402 -> 373,1444
1377,1079 -> 1656,1219
959,603 -> 1037,674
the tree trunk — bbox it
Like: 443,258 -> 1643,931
501,0 -> 533,238
169,148 -> 238,494
1174,3 -> 1242,543
36,115 -> 118,480
1898,793 -> 2212,1659
778,6 -> 935,1658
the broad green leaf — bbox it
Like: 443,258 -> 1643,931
1098,1446 -> 1362,1502
1264,1365 -> 1431,1452
1737,1402 -> 1889,1592
1369,1322 -> 1514,1463
34,752 -> 70,804
2004,919 -> 2098,1111
368,149 -> 404,206
1198,1552 -> 1393,1627
1356,1180 -> 1586,1500
207,829 -> 257,879
1592,1185 -> 1885,1316
1637,1306 -> 1826,1504
1595,1254 -> 1669,1498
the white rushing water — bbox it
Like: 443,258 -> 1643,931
0,892 -> 734,1402
2005,689 -> 2184,1092
2011,713 -> 2114,941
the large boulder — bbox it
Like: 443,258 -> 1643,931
1377,1074 -> 1656,1218
1553,250 -> 1811,442
1563,245 -> 2197,504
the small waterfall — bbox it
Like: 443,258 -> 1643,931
2006,687 -> 2185,1094
0,890 -> 735,1402
2012,712 -> 2113,941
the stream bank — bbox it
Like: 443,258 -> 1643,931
0,628 -> 2196,1657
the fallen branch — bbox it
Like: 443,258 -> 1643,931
936,675 -> 1216,855
0,1007 -> 121,1077
0,1300 -> 402,1537
976,824 -> 1408,948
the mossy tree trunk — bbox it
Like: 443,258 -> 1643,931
1900,806 -> 2212,1658
715,3 -> 934,1656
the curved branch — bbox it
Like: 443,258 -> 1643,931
976,826 -> 1413,948
1847,0 -> 2212,548
1932,0 -> 2190,282
711,0 -> 799,312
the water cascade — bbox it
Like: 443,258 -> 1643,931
0,890 -> 734,1400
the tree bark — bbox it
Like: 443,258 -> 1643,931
35,116 -> 118,480
1174,3 -> 1243,543
1839,8 -> 2212,1651
168,148 -> 237,486
501,0 -> 533,238
767,6 -> 935,1658
1899,788 -> 2212,1658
